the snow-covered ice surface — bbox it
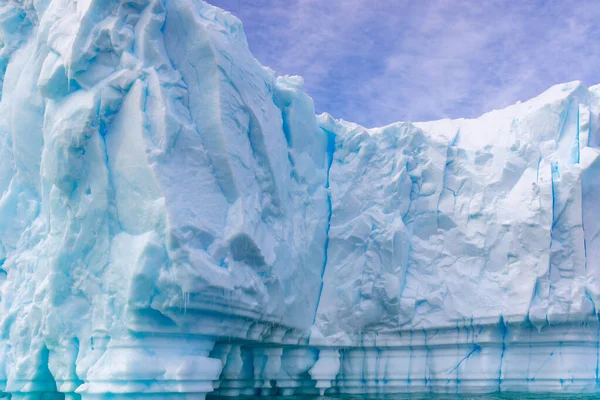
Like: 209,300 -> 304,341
0,0 -> 599,398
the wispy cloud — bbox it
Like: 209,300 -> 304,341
209,0 -> 600,127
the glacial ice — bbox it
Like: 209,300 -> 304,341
0,0 -> 599,398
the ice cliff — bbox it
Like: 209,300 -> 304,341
0,0 -> 599,398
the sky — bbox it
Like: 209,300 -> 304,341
209,0 -> 600,128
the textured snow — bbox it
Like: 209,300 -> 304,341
311,81 -> 600,344
0,0 -> 599,398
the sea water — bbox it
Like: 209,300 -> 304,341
209,396 -> 600,400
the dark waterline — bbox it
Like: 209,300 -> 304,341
209,395 -> 600,400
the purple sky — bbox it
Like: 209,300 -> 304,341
209,0 -> 600,127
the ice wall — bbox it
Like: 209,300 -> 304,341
0,0 -> 328,398
312,81 -> 600,345
0,0 -> 599,398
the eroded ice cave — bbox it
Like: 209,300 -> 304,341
0,0 -> 599,398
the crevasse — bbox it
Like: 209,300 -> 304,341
0,0 -> 599,399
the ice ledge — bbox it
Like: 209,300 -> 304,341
210,321 -> 600,397
4,321 -> 600,398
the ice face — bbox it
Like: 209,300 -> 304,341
311,82 -> 599,345
0,0 -> 599,398
0,0 -> 328,398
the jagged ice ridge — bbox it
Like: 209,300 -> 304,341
0,0 -> 599,398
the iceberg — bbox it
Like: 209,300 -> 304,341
0,0 -> 598,398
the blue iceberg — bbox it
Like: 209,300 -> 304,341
0,0 -> 599,398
